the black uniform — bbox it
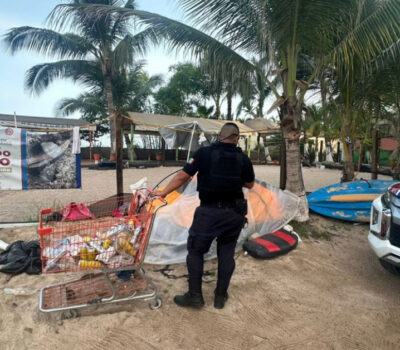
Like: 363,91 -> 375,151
183,141 -> 255,294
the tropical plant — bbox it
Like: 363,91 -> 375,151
154,63 -> 207,116
3,0 -> 158,153
236,57 -> 276,120
43,0 -> 400,221
56,61 -> 162,142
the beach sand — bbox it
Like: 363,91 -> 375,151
0,165 -> 392,222
0,166 -> 399,349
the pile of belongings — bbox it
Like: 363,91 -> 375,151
0,241 -> 42,275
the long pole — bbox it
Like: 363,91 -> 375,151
371,129 -> 378,180
89,131 -> 93,161
187,123 -> 196,162
129,124 -> 135,163
116,113 -> 123,196
280,137 -> 287,190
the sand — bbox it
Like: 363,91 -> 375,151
2,216 -> 400,349
0,166 -> 399,349
0,165 -> 392,222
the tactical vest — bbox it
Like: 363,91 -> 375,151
198,143 -> 243,194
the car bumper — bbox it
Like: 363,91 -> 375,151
368,232 -> 400,266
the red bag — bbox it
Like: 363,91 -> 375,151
61,202 -> 96,221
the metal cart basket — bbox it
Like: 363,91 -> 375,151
37,190 -> 167,314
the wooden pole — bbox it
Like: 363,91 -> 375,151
89,131 -> 93,161
161,137 -> 166,166
280,137 -> 287,190
116,113 -> 123,196
371,129 -> 378,180
319,140 -> 323,162
129,124 -> 135,163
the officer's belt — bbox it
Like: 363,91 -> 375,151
200,201 -> 237,209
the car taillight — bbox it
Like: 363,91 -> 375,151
372,207 -> 379,225
380,209 -> 391,238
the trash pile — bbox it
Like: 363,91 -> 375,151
41,219 -> 143,273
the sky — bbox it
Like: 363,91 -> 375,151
0,0 -> 187,119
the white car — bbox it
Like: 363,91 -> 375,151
369,182 -> 400,274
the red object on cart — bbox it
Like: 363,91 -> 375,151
61,202 -> 96,221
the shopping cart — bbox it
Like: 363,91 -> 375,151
37,190 -> 167,316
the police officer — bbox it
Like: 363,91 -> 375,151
155,123 -> 255,309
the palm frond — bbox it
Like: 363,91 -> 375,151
56,93 -> 106,117
48,3 -> 257,77
25,60 -> 103,95
332,0 -> 400,74
112,28 -> 158,68
3,26 -> 94,58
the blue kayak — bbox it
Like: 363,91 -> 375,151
307,179 -> 397,222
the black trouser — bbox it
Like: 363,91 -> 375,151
186,205 -> 245,294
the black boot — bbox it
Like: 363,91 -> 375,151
173,292 -> 205,308
214,289 -> 228,309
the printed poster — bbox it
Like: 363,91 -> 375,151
0,127 -> 81,190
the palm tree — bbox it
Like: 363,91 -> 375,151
236,57 -> 276,120
56,61 -> 162,143
3,0 -> 157,153
46,0 -> 400,220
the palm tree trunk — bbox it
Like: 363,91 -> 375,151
280,97 -> 309,221
341,123 -> 354,182
257,73 -> 264,119
325,137 -> 333,162
357,140 -> 364,172
394,141 -> 400,180
102,62 -> 116,154
258,95 -> 264,119
215,93 -> 221,119
227,87 -> 233,120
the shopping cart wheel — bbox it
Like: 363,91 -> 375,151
149,297 -> 162,310
61,309 -> 81,320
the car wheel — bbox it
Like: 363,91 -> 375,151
379,259 -> 400,275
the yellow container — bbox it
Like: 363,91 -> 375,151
79,247 -> 88,261
87,248 -> 97,261
79,260 -> 101,269
102,238 -> 113,250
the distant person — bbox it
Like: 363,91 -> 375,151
155,122 -> 255,309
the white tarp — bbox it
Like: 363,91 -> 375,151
158,122 -> 215,151
145,178 -> 300,264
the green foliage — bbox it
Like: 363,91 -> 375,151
56,63 -> 161,140
308,147 -> 316,164
154,62 -> 214,117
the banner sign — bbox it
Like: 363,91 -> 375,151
0,127 -> 81,190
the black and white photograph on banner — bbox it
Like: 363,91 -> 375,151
26,130 -> 80,189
